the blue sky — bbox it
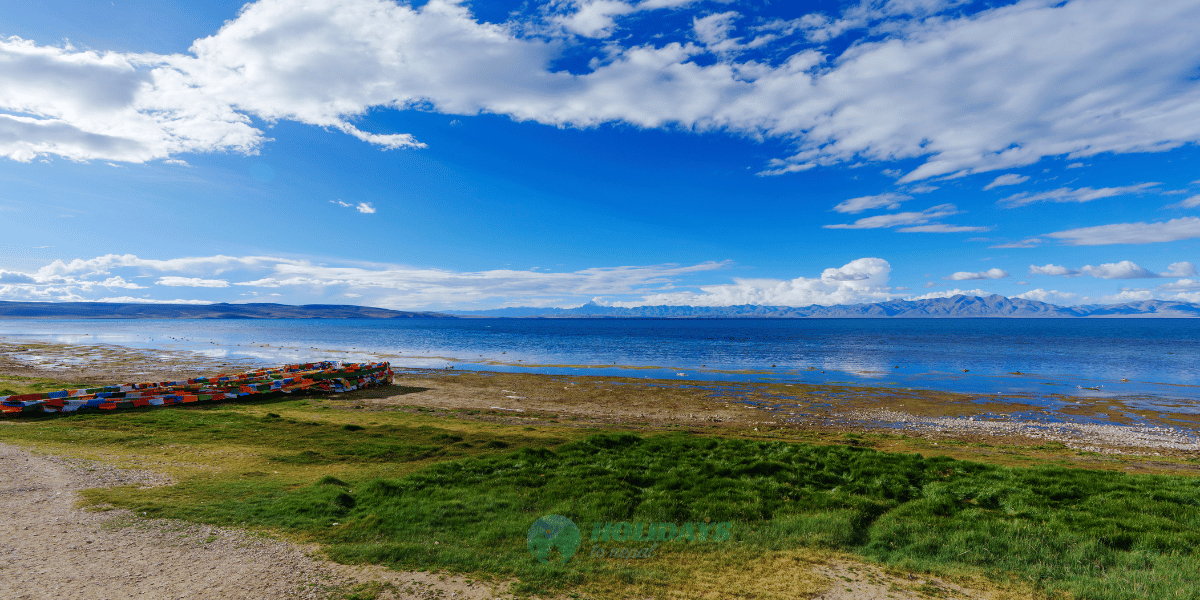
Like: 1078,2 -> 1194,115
1,0 -> 1199,310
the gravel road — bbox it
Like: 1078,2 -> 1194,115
0,443 -> 511,600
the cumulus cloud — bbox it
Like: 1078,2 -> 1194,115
945,268 -> 1009,281
1013,288 -> 1081,304
0,37 -> 260,163
999,183 -> 1159,207
1158,278 -> 1200,292
1,0 -> 1199,183
610,258 -> 896,307
1162,261 -> 1197,277
553,0 -> 701,38
1047,217 -> 1200,245
1029,264 -> 1080,276
1080,261 -> 1158,279
1171,291 -> 1200,303
832,192 -> 910,214
1097,288 -> 1155,304
983,173 -> 1029,190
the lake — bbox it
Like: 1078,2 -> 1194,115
1,317 -> 1198,407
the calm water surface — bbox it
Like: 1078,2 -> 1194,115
0,318 -> 1198,405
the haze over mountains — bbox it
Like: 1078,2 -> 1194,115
1,295 -> 1199,319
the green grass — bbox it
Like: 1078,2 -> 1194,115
0,375 -> 92,397
4,401 -> 1200,599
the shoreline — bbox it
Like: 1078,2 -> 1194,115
2,338 -> 1198,458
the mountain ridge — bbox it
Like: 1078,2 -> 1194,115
448,294 -> 1200,318
0,301 -> 453,319
1,295 -> 1198,319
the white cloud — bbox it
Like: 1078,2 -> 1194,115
1030,261 -> 1170,279
824,204 -> 958,229
97,296 -> 216,304
1158,278 -> 1200,292
1066,162 -> 1084,169
0,270 -> 36,284
554,1 -> 638,38
89,277 -> 146,290
691,11 -> 777,57
945,268 -> 1008,281
1171,291 -> 1200,303
1080,261 -> 1158,279
329,199 -> 380,212
983,173 -> 1029,190
1167,195 -> 1200,208
1,0 -> 1199,182
1013,288 -> 1080,304
1162,261 -> 1198,278
896,223 -> 990,233
905,288 -> 988,300
999,183 -> 1159,207
765,0 -> 973,45
990,238 -> 1041,248
612,257 -> 895,307
2,252 -> 740,308
1047,217 -> 1200,245
1097,288 -> 1155,304
757,0 -> 1200,180
0,37 -> 260,163
832,192 -> 910,214
156,276 -> 231,288
1029,263 -> 1080,276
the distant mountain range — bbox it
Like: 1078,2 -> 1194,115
0,301 -> 452,319
450,294 -> 1200,318
2,295 -> 1198,319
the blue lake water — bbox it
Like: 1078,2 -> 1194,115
1,318 -> 1198,407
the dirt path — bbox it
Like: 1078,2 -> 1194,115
0,443 -> 510,600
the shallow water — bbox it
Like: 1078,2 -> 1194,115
0,318 -> 1197,408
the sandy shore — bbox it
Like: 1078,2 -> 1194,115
362,368 -> 1199,459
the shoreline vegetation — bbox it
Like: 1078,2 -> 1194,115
1,340 -> 1198,599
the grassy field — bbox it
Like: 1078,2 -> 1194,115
2,387 -> 1199,600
